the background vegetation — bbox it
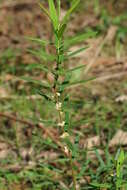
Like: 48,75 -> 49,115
0,0 -> 127,189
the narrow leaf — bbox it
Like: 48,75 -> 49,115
62,0 -> 80,25
27,49 -> 56,62
64,110 -> 70,132
48,0 -> 59,30
20,76 -> 51,89
116,149 -> 125,177
90,182 -> 111,188
64,31 -> 97,49
24,36 -> 49,46
57,24 -> 67,38
67,64 -> 86,73
67,46 -> 88,57
95,149 -> 105,167
60,77 -> 95,89
57,0 -> 61,19
77,160 -> 90,179
26,63 -> 50,73
38,2 -> 50,18
36,90 -> 52,101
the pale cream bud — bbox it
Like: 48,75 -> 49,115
58,121 -> 65,127
56,92 -> 60,97
64,146 -> 69,155
56,102 -> 62,110
60,132 -> 69,139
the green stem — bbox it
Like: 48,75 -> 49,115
53,24 -> 77,190
69,153 -> 77,190
53,34 -> 64,132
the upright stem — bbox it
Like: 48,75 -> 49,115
52,33 -> 64,135
53,34 -> 77,189
69,153 -> 77,190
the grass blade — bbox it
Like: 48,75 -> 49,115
95,149 -> 105,167
77,159 -> 91,179
90,182 -> 111,188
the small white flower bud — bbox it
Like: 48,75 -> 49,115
64,146 -> 69,155
58,121 -> 65,127
60,132 -> 69,139
56,92 -> 60,97
56,102 -> 62,110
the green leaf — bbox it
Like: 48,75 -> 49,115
24,36 -> 49,46
38,2 -> 50,18
57,24 -> 67,38
64,31 -> 97,49
59,72 -> 72,91
48,0 -> 59,30
57,0 -> 61,19
71,135 -> 80,159
55,64 -> 86,76
116,149 -> 125,177
26,63 -> 51,73
95,149 -> 105,167
61,0 -> 80,25
67,64 -> 86,73
77,160 -> 90,179
60,77 -> 95,89
90,182 -> 111,188
20,76 -> 51,89
27,49 -> 56,62
64,110 -> 70,132
67,46 -> 88,57
113,13 -> 127,25
36,90 -> 52,101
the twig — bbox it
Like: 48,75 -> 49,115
0,95 -> 42,100
0,112 -> 35,127
0,112 -> 64,154
85,26 -> 118,74
84,35 -> 107,74
95,71 -> 127,82
0,112 -> 80,172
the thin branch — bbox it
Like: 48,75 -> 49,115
95,71 -> 127,82
85,26 -> 118,74
84,35 -> 107,74
0,112 -> 64,154
0,112 -> 35,127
